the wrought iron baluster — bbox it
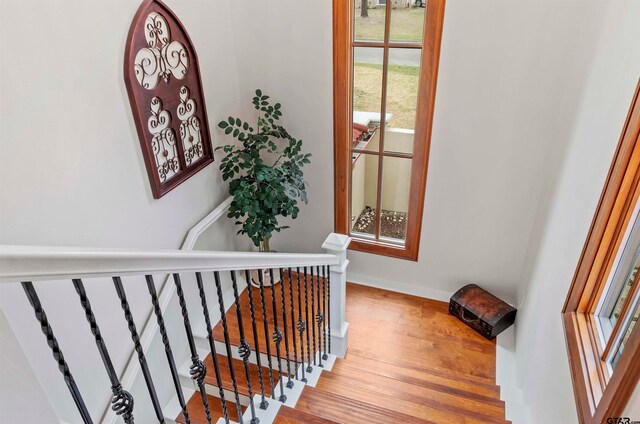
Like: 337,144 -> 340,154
113,277 -> 164,423
229,271 -> 259,424
213,272 -> 244,423
310,266 -> 317,366
194,273 -> 230,424
295,267 -> 307,382
268,269 -> 286,403
328,268 -> 332,355
279,268 -> 294,388
22,282 -> 93,424
257,270 -> 276,399
287,268 -> 299,381
244,270 -> 269,410
72,279 -> 134,424
303,267 -> 312,373
315,266 -> 324,368
172,274 -> 211,424
146,275 -> 189,423
321,266 -> 328,360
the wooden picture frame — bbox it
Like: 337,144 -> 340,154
124,0 -> 214,199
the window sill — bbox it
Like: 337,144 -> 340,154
348,237 -> 418,261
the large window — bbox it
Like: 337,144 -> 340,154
333,0 -> 445,260
563,81 -> 640,423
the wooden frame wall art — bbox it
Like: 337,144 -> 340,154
124,0 -> 214,199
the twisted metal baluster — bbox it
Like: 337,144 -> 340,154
229,271 -> 259,423
257,270 -> 276,399
327,268 -> 332,355
172,274 -> 211,424
315,266 -> 324,368
22,282 -> 93,424
321,266 -> 328,360
213,272 -> 244,423
113,277 -> 164,423
146,276 -> 189,423
295,268 -> 307,383
310,266 -> 317,366
279,268 -> 293,388
195,273 -> 230,424
303,267 -> 312,373
72,279 -> 134,424
244,270 -> 269,410
268,269 -> 287,403
287,268 -> 299,381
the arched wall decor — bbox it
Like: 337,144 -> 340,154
124,0 -> 214,199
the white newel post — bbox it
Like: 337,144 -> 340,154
322,233 -> 351,358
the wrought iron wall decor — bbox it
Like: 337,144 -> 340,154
124,0 -> 213,199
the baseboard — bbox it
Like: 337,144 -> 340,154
347,272 -> 453,303
496,327 -> 531,424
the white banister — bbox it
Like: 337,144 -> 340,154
322,233 -> 351,358
0,246 -> 338,284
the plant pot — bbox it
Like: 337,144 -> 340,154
249,268 -> 281,288
250,241 -> 280,288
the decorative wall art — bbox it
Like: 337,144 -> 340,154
124,0 -> 213,199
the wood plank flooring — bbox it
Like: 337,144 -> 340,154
179,280 -> 508,423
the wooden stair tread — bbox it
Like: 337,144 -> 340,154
175,393 -> 244,424
341,351 -> 502,402
274,405 -> 341,424
294,385 -> 433,424
204,352 -> 281,398
316,362 -> 507,423
213,270 -> 327,362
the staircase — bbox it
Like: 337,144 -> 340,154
0,232 -> 509,424
173,280 -> 510,424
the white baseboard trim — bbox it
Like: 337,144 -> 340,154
496,327 -> 530,424
347,272 -> 453,303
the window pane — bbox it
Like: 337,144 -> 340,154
609,249 -> 640,325
353,47 -> 385,154
611,302 -> 639,369
354,1 -> 386,42
384,48 -> 421,154
351,153 -> 379,237
379,156 -> 411,242
389,2 -> 426,43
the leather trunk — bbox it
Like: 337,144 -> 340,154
449,284 -> 517,340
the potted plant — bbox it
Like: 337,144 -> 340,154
216,89 -> 311,286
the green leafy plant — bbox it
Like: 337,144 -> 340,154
216,89 -> 311,251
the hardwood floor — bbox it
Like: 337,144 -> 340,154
178,280 -> 508,423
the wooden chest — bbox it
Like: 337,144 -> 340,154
449,284 -> 517,340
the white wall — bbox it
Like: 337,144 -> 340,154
0,0 -> 247,421
513,1 -> 640,422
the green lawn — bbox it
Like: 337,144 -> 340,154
353,63 -> 419,129
354,6 -> 425,42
